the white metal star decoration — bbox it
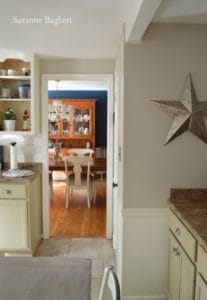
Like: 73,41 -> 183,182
151,74 -> 207,145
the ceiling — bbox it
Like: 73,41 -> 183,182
153,0 -> 207,24
1,0 -> 207,59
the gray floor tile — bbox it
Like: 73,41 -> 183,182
91,259 -> 103,279
102,239 -> 113,250
35,237 -> 115,298
68,238 -> 102,260
91,278 -> 102,300
102,239 -> 115,268
36,237 -> 71,257
91,278 -> 111,300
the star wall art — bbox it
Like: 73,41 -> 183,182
151,74 -> 207,145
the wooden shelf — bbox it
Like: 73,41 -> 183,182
0,76 -> 31,80
0,131 -> 32,135
0,98 -> 31,102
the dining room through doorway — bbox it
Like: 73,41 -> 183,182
48,80 -> 107,237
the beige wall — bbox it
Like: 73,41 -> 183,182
123,23 -> 207,209
121,24 -> 207,298
40,58 -> 115,74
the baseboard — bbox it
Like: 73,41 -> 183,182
123,294 -> 168,300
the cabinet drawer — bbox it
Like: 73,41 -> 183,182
197,245 -> 207,281
0,184 -> 27,199
169,210 -> 196,261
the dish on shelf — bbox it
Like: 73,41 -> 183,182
7,69 -> 18,76
0,69 -> 6,76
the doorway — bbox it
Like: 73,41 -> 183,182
48,81 -> 107,236
41,74 -> 114,239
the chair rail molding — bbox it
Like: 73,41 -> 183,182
123,294 -> 167,300
122,208 -> 168,218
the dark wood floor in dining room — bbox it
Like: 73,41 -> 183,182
50,174 -> 106,237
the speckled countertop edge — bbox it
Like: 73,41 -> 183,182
0,163 -> 42,184
169,189 -> 207,253
170,203 -> 207,252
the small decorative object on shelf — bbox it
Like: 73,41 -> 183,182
86,141 -> 91,148
1,86 -> 11,98
16,83 -> 30,99
22,67 -> 30,76
22,110 -> 31,131
3,120 -> 16,131
1,107 -> 17,131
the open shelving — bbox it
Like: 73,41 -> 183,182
0,55 -> 39,134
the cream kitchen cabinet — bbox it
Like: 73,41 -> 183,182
168,211 -> 196,300
0,174 -> 42,256
168,232 -> 195,300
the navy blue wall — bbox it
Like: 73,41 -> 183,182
48,90 -> 107,147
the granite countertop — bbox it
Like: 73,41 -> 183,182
170,189 -> 207,253
0,163 -> 42,184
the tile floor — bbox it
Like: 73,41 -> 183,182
36,238 -> 115,300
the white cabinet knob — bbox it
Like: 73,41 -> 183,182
4,189 -> 12,195
172,246 -> 180,256
175,227 -> 181,236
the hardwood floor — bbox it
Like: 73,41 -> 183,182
50,176 -> 106,237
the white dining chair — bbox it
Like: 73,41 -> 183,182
98,265 -> 121,300
63,155 -> 94,208
68,148 -> 94,157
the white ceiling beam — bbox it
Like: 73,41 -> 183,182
126,0 -> 162,43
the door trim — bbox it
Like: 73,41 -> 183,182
41,73 -> 114,239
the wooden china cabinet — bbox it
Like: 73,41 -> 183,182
48,99 -> 96,150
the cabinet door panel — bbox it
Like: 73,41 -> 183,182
168,234 -> 181,300
195,274 -> 207,300
180,246 -> 195,300
0,200 -> 28,249
168,232 -> 195,300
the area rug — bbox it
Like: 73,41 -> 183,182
0,257 -> 91,300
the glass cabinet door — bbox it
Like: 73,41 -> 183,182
60,104 -> 73,136
48,120 -> 59,137
73,108 -> 90,136
61,120 -> 70,136
48,102 -> 60,138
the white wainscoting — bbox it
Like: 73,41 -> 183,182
121,208 -> 169,300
